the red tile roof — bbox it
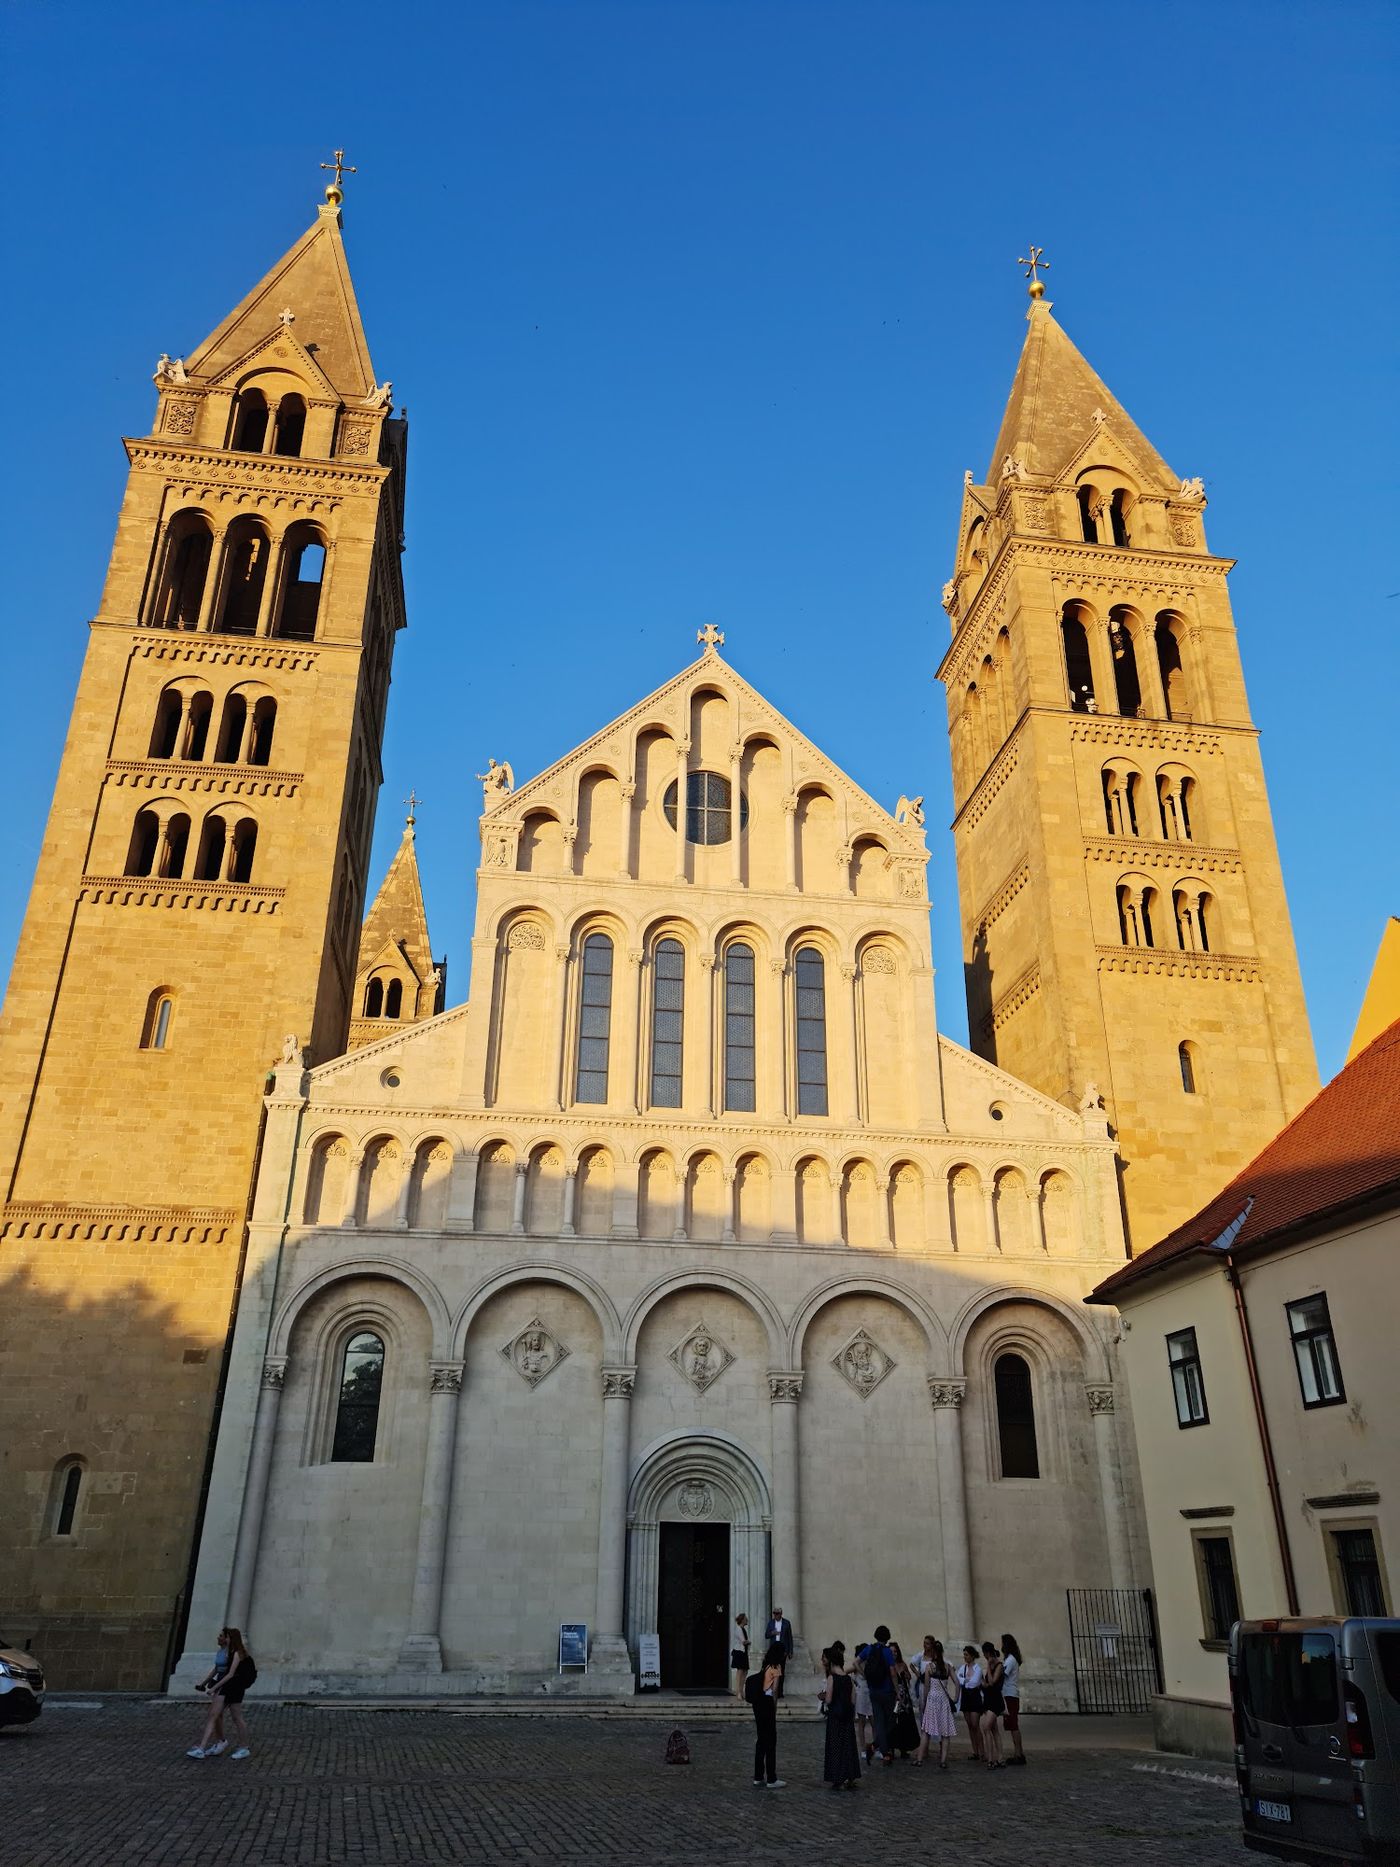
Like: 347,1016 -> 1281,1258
1089,1018 -> 1400,1303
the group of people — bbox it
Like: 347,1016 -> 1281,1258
734,1609 -> 1025,1790
184,1627 -> 257,1759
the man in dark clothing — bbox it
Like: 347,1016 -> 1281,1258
764,1608 -> 794,1699
863,1624 -> 896,1763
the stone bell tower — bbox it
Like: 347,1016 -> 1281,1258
0,168 -> 407,1687
936,258 -> 1316,1252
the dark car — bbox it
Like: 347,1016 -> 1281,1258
1230,1617 -> 1400,1864
0,1639 -> 45,1727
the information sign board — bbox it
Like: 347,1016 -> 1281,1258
559,1622 -> 588,1672
638,1631 -> 661,1691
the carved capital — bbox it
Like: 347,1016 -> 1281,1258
602,1367 -> 636,1400
927,1376 -> 967,1410
429,1362 -> 464,1395
1085,1383 -> 1115,1415
262,1357 -> 288,1391
620,780 -> 637,801
768,1371 -> 804,1403
782,794 -> 798,815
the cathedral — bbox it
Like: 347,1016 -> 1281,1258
0,180 -> 1316,1705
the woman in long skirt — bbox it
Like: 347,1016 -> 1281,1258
889,1643 -> 920,1759
821,1642 -> 862,1790
915,1639 -> 958,1769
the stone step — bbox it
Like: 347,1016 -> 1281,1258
265,1693 -> 824,1721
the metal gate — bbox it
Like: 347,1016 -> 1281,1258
1065,1587 -> 1162,1712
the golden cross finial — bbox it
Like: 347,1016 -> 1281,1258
320,148 -> 357,205
404,788 -> 421,827
1018,244 -> 1050,299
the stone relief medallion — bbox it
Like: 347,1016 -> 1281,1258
832,1327 -> 895,1400
502,1318 -> 570,1389
676,1478 -> 714,1520
668,1320 -> 735,1394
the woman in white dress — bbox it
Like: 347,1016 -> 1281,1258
852,1644 -> 875,1763
915,1638 -> 957,1769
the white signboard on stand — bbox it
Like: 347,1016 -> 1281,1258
638,1632 -> 661,1691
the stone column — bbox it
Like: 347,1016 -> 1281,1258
399,1362 -> 465,1671
782,794 -> 798,891
876,1174 -> 894,1251
729,742 -> 744,886
1136,625 -> 1168,719
764,959 -> 786,1119
721,1168 -> 737,1243
595,1369 -> 636,1641
253,533 -> 282,638
929,1378 -> 974,1642
390,1148 -> 414,1230
195,529 -> 225,632
225,1357 -> 288,1632
561,1167 -> 578,1238
1086,617 -> 1117,716
510,1160 -> 528,1235
612,948 -> 642,1114
443,1148 -> 477,1233
1086,1385 -> 1134,1589
616,780 -> 636,879
982,1181 -> 1000,1254
673,739 -> 690,884
838,963 -> 860,1125
550,941 -> 571,1110
1030,1178 -> 1049,1255
698,955 -> 716,1115
768,1373 -> 804,1633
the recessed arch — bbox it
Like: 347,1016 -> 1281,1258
623,1268 -> 785,1364
452,1260 -> 622,1361
270,1257 -> 451,1359
948,1286 -> 1111,1381
787,1274 -> 948,1367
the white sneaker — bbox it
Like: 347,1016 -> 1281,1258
207,1741 -> 228,1756
230,1748 -> 251,1760
185,1747 -> 207,1759
766,1778 -> 786,1789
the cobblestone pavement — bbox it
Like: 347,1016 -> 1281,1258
6,1703 -> 1249,1867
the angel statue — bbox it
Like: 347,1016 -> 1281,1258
476,757 -> 515,804
894,794 -> 926,828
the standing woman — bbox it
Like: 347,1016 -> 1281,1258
955,1644 -> 984,1761
852,1644 -> 874,1764
888,1643 -> 919,1760
979,1641 -> 1005,1770
1000,1634 -> 1026,1765
188,1628 -> 256,1760
731,1613 -> 751,1701
820,1641 -> 861,1791
750,1640 -> 786,1789
915,1639 -> 957,1769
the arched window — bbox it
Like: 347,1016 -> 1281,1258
1061,608 -> 1096,712
1117,882 -> 1156,948
364,977 -> 384,1018
149,689 -> 184,759
1178,1040 -> 1199,1094
214,693 -> 247,763
152,514 -> 213,628
194,816 -> 227,881
215,519 -> 270,636
228,818 -> 257,884
275,525 -> 326,640
158,812 -> 191,879
1109,613 -> 1142,717
125,809 -> 160,877
794,945 -> 829,1116
330,1331 -> 384,1462
273,394 -> 306,458
179,692 -> 211,761
1109,489 -> 1132,548
140,988 -> 175,1051
384,978 -> 403,1018
574,933 -> 613,1103
248,697 -> 276,766
1078,485 -> 1100,543
1155,618 -> 1194,720
1173,888 -> 1211,953
231,388 -> 269,452
994,1353 -> 1040,1478
1102,769 -> 1140,838
724,942 -> 756,1112
1158,773 -> 1195,842
51,1459 -> 84,1537
649,938 -> 685,1108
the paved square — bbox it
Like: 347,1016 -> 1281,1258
7,1703 -> 1250,1866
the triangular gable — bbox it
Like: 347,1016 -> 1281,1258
1055,414 -> 1176,500
484,648 -> 929,859
187,206 -> 376,400
357,935 -> 428,989
952,479 -> 996,576
205,325 -> 341,400
312,1003 -> 470,1084
937,1034 -> 1086,1134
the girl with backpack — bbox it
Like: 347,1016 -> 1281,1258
188,1628 -> 256,1760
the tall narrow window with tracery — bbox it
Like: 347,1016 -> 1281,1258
794,946 -> 829,1116
994,1353 -> 1040,1478
574,933 -> 613,1104
330,1331 -> 384,1462
649,938 -> 685,1108
724,942 -> 756,1112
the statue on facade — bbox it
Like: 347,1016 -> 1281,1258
1079,1081 -> 1106,1113
894,794 -> 925,828
154,354 -> 189,383
476,757 -> 515,804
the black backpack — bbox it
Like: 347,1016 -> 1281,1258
863,1644 -> 890,1690
744,1671 -> 765,1706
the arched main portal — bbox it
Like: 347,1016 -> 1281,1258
626,1432 -> 771,1689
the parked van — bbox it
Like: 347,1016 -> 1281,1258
1230,1617 -> 1400,1864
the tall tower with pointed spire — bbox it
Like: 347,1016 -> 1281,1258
0,178 -> 406,1685
937,283 -> 1316,1253
347,804 -> 446,1050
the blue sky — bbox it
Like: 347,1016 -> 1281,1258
1,0 -> 1395,1080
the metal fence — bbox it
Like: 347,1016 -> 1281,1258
1065,1587 -> 1163,1712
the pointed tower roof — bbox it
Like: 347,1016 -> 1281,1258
186,198 -> 377,399
357,812 -> 437,989
987,299 -> 1176,489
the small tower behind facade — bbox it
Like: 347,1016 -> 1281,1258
0,175 -> 406,1686
937,271 -> 1317,1251
347,801 -> 445,1050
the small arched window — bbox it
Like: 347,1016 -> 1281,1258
1061,608 -> 1096,713
231,388 -> 269,452
140,988 -> 175,1050
50,1459 -> 84,1537
273,394 -> 306,458
574,933 -> 614,1104
150,689 -> 184,759
330,1331 -> 385,1462
384,978 -> 403,1018
215,519 -> 270,636
158,813 -> 191,879
1109,613 -> 1142,717
125,809 -> 160,877
194,816 -> 227,882
1109,489 -> 1132,548
1155,618 -> 1194,721
649,938 -> 685,1109
1158,773 -> 1195,842
1178,1040 -> 1199,1095
214,693 -> 247,763
248,697 -> 276,766
364,977 -> 384,1018
794,945 -> 829,1117
724,942 -> 756,1112
275,525 -> 326,641
152,514 -> 213,628
228,818 -> 257,884
1078,486 -> 1100,544
994,1353 -> 1040,1478
1102,770 -> 1140,838
1117,882 -> 1156,949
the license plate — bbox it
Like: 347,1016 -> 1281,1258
1254,1799 -> 1292,1824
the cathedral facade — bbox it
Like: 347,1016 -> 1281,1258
173,637 -> 1145,1705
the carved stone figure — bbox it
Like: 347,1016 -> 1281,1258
669,1321 -> 735,1393
1177,475 -> 1206,502
154,354 -> 188,383
894,794 -> 925,828
832,1327 -> 895,1399
281,1033 -> 304,1066
1079,1080 -> 1106,1113
502,1318 -> 569,1388
476,757 -> 515,804
1001,453 -> 1024,480
366,380 -> 394,409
